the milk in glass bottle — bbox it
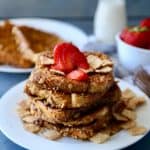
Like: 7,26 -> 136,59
94,0 -> 127,44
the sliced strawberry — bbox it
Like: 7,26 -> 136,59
75,52 -> 89,69
53,42 -> 89,73
67,69 -> 88,81
140,18 -> 150,28
53,43 -> 76,72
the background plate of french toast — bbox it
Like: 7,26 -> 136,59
0,18 -> 87,73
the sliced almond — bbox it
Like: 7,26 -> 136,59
39,55 -> 54,65
122,89 -> 136,100
125,97 -> 145,110
87,55 -> 103,69
24,123 -> 41,133
122,109 -> 136,120
90,132 -> 110,144
102,59 -> 113,67
79,68 -> 94,73
40,129 -> 61,140
134,97 -> 145,106
49,69 -> 65,76
128,126 -> 147,136
96,66 -> 112,73
22,116 -> 39,123
113,112 -> 128,121
120,121 -> 136,129
17,109 -> 31,118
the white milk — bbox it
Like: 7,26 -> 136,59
94,0 -> 127,44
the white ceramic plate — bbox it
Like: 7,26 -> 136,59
0,79 -> 150,150
0,18 -> 88,73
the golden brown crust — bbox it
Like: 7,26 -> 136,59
43,117 -> 109,140
26,84 -> 121,126
31,99 -> 109,126
0,21 -> 33,68
29,68 -> 114,94
25,81 -> 120,109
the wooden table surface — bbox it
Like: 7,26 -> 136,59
0,18 -> 150,150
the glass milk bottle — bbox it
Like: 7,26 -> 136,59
94,0 -> 127,44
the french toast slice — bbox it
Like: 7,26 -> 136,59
0,21 -> 33,68
29,51 -> 114,93
0,21 -> 63,68
12,25 -> 63,63
40,109 -> 110,140
29,67 -> 114,94
25,81 -> 120,109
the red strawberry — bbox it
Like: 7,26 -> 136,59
67,69 -> 88,81
140,18 -> 150,28
53,43 -> 89,73
120,26 -> 150,48
120,28 -> 128,41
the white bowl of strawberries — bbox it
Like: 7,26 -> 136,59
116,18 -> 150,71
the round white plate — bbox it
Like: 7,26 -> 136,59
0,79 -> 150,150
0,18 -> 88,73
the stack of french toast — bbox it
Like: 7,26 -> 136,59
18,43 -> 146,143
0,21 -> 63,68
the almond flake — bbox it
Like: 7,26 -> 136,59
90,132 -> 110,144
40,129 -> 61,140
39,55 -> 54,65
87,55 -> 103,69
128,126 -> 147,136
113,112 -> 128,121
122,109 -> 136,120
102,59 -> 113,67
96,66 -> 112,73
22,116 -> 38,123
120,121 -> 136,129
49,69 -> 65,76
24,123 -> 40,133
79,68 -> 94,73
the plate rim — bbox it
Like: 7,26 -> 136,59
0,78 -> 150,150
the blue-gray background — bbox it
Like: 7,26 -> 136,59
0,0 -> 149,34
0,0 -> 150,150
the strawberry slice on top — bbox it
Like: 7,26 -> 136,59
51,42 -> 89,81
52,42 -> 89,73
67,69 -> 88,81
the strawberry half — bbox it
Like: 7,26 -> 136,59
53,42 -> 89,73
120,26 -> 150,49
140,18 -> 150,28
67,69 -> 88,81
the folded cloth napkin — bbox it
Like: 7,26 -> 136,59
82,35 -> 116,53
